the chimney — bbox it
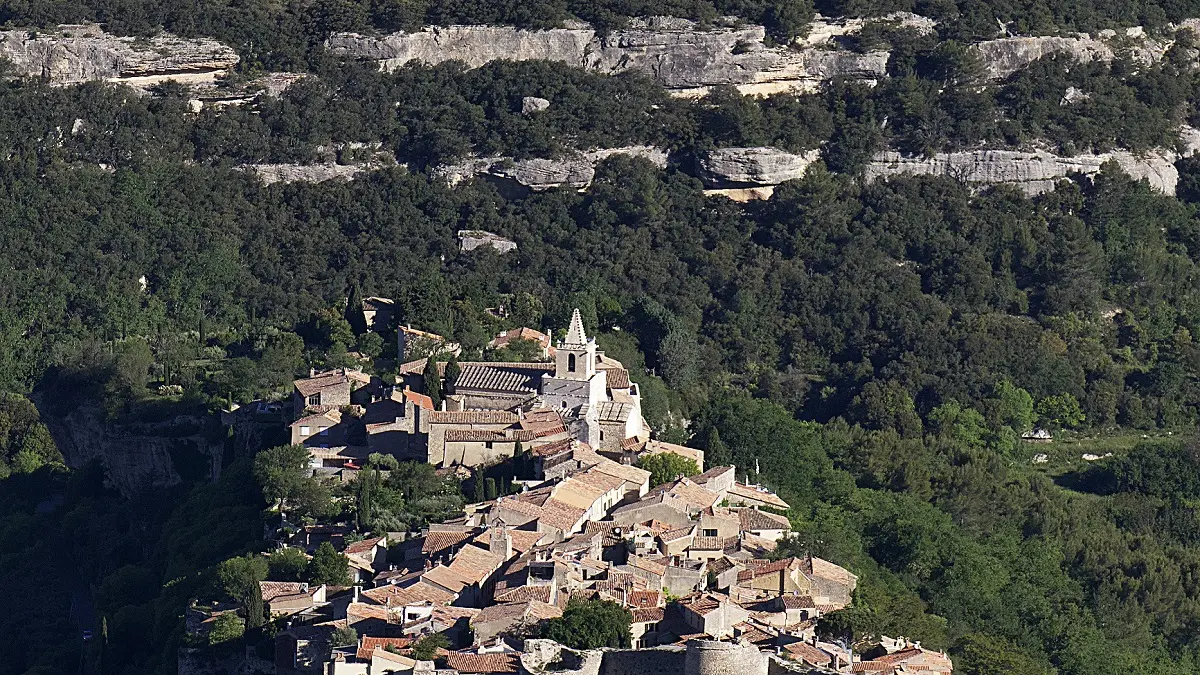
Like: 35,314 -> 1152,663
310,367 -> 317,377
353,585 -> 360,603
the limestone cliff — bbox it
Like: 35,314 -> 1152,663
0,24 -> 238,86
699,146 -> 821,186
326,18 -> 888,95
864,148 -> 1179,194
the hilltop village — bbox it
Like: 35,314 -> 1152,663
198,308 -> 953,675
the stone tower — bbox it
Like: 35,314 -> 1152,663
540,308 -> 607,444
555,308 -> 597,381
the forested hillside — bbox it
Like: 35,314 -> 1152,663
1,0 -> 1200,674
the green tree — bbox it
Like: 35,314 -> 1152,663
207,612 -> 245,646
253,444 -> 333,518
245,579 -> 265,630
412,633 -> 450,661
635,452 -> 701,487
984,380 -> 1037,434
217,554 -> 268,604
267,547 -> 310,582
953,634 -> 1050,675
444,356 -> 461,393
308,541 -> 351,585
330,624 -> 358,648
473,469 -> 485,503
1037,393 -> 1086,429
357,332 -> 384,360
485,477 -> 497,500
542,598 -> 632,649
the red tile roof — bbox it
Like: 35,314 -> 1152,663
784,641 -> 832,666
443,652 -> 520,673
494,584 -> 553,603
404,388 -> 434,410
357,636 -> 412,660
631,607 -> 665,622
345,536 -> 385,555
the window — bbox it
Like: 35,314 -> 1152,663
561,400 -> 568,409
300,425 -> 311,436
702,529 -> 718,537
306,393 -> 321,406
568,354 -> 576,372
599,431 -> 605,441
485,442 -> 494,449
319,426 -> 329,435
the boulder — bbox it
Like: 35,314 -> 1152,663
865,148 -> 1179,194
699,147 -> 822,186
521,96 -> 551,114
459,230 -> 517,254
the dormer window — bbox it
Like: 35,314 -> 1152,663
306,393 -> 321,406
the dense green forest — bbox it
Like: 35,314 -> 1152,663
2,0 -> 1200,671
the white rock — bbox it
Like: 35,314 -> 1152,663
521,96 -> 551,114
700,147 -> 822,186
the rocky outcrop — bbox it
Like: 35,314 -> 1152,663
700,146 -> 821,186
436,145 -> 669,190
459,229 -> 517,253
521,96 -> 551,114
327,18 -> 889,95
971,25 -> 1179,80
865,148 -> 1179,194
242,163 -> 377,184
0,24 -> 238,86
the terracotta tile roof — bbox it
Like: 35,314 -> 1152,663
852,663 -> 897,673
345,536 -> 385,555
360,581 -> 454,606
628,590 -> 663,608
423,565 -> 474,593
494,584 -> 553,603
428,410 -> 520,425
585,459 -> 651,488
622,437 -> 646,452
398,358 -> 437,375
808,556 -> 858,585
677,592 -> 728,616
423,529 -> 477,556
870,647 -> 953,670
727,483 -> 791,510
738,508 -> 791,531
632,607 -> 665,622
453,363 -> 553,394
706,557 -> 737,575
443,652 -> 521,673
471,529 -> 547,553
347,602 -> 389,623
603,368 -> 631,389
784,641 -> 833,666
689,536 -> 726,551
362,296 -> 394,311
490,327 -> 552,350
445,544 -> 505,585
643,478 -> 719,511
259,581 -> 312,603
372,648 -> 418,667
780,594 -> 816,609
531,438 -> 573,457
628,556 -> 667,576
357,636 -> 413,660
734,621 -> 775,645
403,388 -> 434,410
291,408 -> 342,428
660,526 -> 696,543
294,370 -> 351,397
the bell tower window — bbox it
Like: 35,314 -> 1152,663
568,354 -> 576,372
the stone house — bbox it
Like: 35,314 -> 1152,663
676,592 -> 750,639
291,368 -> 367,416
488,327 -> 555,358
735,556 -> 857,609
360,296 -> 395,330
260,581 -> 327,617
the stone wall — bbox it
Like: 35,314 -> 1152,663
600,645 -> 687,675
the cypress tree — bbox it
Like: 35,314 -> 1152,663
444,356 -> 461,394
485,477 -> 497,500
423,357 -> 443,409
246,580 -> 265,631
473,470 -> 485,503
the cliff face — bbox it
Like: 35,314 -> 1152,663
45,404 -> 222,495
864,148 -> 1179,194
326,18 -> 889,95
0,24 -> 238,86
